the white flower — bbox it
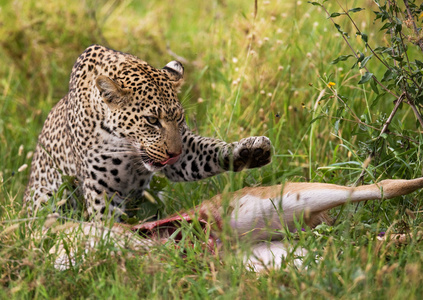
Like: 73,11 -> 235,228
18,145 -> 24,156
18,164 -> 28,172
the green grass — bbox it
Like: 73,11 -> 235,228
1,0 -> 423,298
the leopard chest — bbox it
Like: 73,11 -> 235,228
82,141 -> 153,200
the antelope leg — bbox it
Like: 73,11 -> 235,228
200,178 -> 423,240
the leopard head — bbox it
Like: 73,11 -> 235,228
81,46 -> 186,172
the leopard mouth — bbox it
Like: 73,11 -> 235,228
159,155 -> 180,165
143,154 -> 181,170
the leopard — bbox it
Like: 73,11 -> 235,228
24,44 -> 272,221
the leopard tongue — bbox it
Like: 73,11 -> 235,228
160,154 -> 181,165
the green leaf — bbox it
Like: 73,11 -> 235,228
329,12 -> 343,18
381,69 -> 393,82
351,52 -> 365,69
381,47 -> 394,53
360,55 -> 373,68
380,22 -> 393,31
415,60 -> 423,69
308,1 -> 322,6
358,72 -> 373,84
310,115 -> 326,124
331,54 -> 353,64
370,77 -> 379,94
334,119 -> 341,134
348,7 -> 365,13
361,33 -> 368,43
391,55 -> 403,62
334,23 -> 349,37
374,46 -> 388,53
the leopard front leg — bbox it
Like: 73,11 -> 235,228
162,128 -> 272,182
82,177 -> 126,221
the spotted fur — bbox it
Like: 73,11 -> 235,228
24,45 -> 272,220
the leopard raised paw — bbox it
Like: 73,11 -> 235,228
227,136 -> 272,171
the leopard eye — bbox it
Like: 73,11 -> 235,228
145,116 -> 161,127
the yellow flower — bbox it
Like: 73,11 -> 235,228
327,82 -> 336,88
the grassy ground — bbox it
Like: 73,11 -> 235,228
1,0 -> 423,298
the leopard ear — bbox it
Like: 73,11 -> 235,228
96,75 -> 129,109
162,61 -> 184,91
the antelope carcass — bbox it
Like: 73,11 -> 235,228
47,177 -> 423,271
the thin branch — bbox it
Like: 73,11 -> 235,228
407,98 -> 423,128
392,2 -> 420,87
339,2 -> 393,71
318,0 -> 422,184
380,92 -> 406,135
387,0 -> 398,68
326,86 -> 362,125
321,3 -> 399,99
370,74 -> 399,99
355,93 -> 406,185
345,1 -> 417,88
324,115 -> 420,144
404,0 -> 423,52
320,4 -> 357,58
388,1 -> 423,128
